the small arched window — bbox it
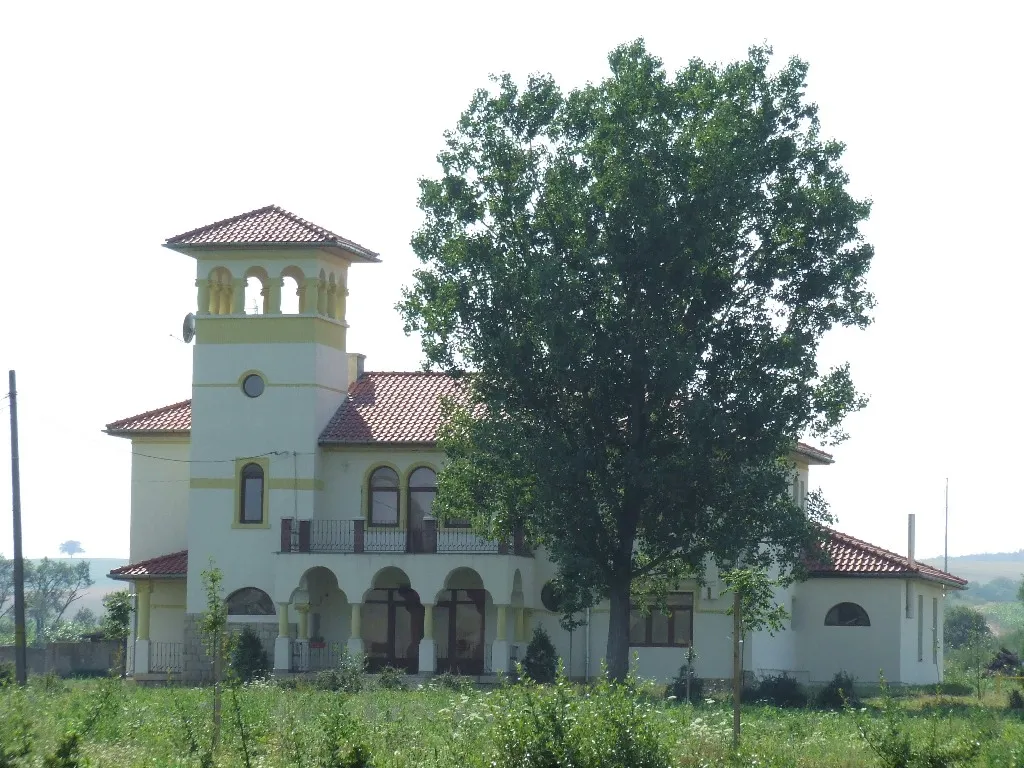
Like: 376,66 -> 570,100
825,602 -> 871,627
369,467 -> 400,527
226,587 -> 274,616
239,463 -> 265,524
408,467 -> 437,523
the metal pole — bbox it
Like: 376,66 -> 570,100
944,478 -> 949,573
8,370 -> 28,685
732,589 -> 741,749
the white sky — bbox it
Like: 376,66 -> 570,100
1,1 -> 1021,563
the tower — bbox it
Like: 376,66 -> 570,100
164,205 -> 378,611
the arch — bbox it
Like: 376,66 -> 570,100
363,567 -> 422,672
824,602 -> 871,627
239,462 -> 265,524
367,465 -> 400,527
243,266 -> 270,315
435,568 -> 491,675
407,465 -> 437,536
443,567 -> 485,592
226,587 -> 274,616
368,566 -> 411,593
327,273 -> 338,318
279,266 -> 305,314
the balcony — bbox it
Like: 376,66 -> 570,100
280,518 -> 530,556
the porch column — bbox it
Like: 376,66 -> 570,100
231,277 -> 246,314
347,602 -> 364,656
294,604 -> 310,671
419,604 -> 436,673
135,582 -> 152,674
274,602 -> 291,673
492,604 -> 510,675
195,279 -> 210,316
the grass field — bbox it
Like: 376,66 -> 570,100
2,675 -> 1023,768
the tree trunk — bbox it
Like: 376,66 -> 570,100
606,581 -> 632,682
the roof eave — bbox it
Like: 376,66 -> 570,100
793,447 -> 834,465
162,242 -> 380,262
103,428 -> 190,439
108,573 -> 187,582
806,571 -> 966,589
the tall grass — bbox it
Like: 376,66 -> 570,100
0,676 -> 1022,767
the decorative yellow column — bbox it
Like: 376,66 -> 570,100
296,604 -> 309,640
350,603 -> 361,639
231,278 -> 246,314
423,604 -> 433,638
277,602 -> 289,638
218,282 -> 232,315
496,605 -> 508,642
303,278 -> 321,315
316,279 -> 328,315
326,281 -> 337,319
137,582 -> 152,641
514,607 -> 524,642
336,287 -> 348,323
266,277 -> 282,314
196,279 -> 211,316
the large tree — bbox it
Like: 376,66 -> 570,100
25,558 -> 93,643
401,40 -> 873,680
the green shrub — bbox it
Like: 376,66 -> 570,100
316,708 -> 373,768
488,671 -> 670,768
0,662 -> 13,688
431,671 -> 473,692
376,665 -> 407,691
816,670 -> 859,710
1009,688 -> 1024,711
747,673 -> 807,708
667,664 -> 703,704
315,650 -> 365,693
523,627 -> 557,684
230,627 -> 269,684
43,731 -> 84,768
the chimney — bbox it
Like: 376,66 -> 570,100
347,353 -> 365,388
907,513 -> 916,568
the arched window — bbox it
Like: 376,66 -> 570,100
239,463 -> 265,524
226,587 -> 274,616
408,467 -> 437,525
369,467 -> 399,527
824,602 -> 871,627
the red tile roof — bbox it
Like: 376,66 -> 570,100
105,400 -> 192,436
164,205 -> 379,261
319,372 -> 474,444
809,529 -> 966,587
109,551 -> 187,580
794,442 -> 833,464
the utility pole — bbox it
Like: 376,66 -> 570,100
732,589 -> 742,749
8,370 -> 28,685
944,478 -> 949,573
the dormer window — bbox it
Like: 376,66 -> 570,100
239,463 -> 265,524
369,467 -> 400,527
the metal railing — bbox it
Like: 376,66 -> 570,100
150,641 -> 185,674
281,518 -> 531,556
290,640 -> 345,672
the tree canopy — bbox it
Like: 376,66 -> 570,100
945,605 -> 992,650
401,40 -> 873,680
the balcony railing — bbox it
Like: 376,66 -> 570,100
280,518 -> 530,556
150,641 -> 184,674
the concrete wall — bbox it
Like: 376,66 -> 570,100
0,640 -> 123,678
899,580 -> 946,685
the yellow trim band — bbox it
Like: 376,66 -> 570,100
196,316 -> 346,350
191,477 -> 323,491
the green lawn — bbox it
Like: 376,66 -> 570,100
1,677 -> 1023,767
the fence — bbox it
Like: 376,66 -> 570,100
150,642 -> 184,674
281,518 -> 529,556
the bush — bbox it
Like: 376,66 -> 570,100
315,649 -> 365,693
523,627 -> 557,684
816,670 -> 859,710
1009,688 -> 1024,711
667,664 -> 703,704
0,661 -> 14,688
745,673 -> 807,708
431,671 -> 473,692
230,627 -> 269,683
376,665 -> 407,691
488,671 -> 670,768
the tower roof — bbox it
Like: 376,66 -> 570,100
164,205 -> 379,261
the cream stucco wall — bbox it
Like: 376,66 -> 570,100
898,580 -> 946,685
128,439 -> 190,563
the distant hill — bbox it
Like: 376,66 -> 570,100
920,554 -> 1024,587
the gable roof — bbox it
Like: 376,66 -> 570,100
164,205 -> 379,261
319,371 -> 474,445
109,550 -> 187,581
809,528 -> 966,587
105,400 -> 192,436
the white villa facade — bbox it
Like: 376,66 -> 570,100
106,205 -> 966,686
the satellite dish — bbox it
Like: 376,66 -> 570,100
182,313 -> 196,344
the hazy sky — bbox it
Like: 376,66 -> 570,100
1,1 -> 1020,563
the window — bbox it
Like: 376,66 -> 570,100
408,467 -> 439,522
932,597 -> 939,664
239,463 -> 265,524
226,587 -> 274,616
917,594 -> 924,661
369,467 -> 400,527
629,593 -> 693,647
824,602 -> 870,627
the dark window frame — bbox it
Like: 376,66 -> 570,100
239,462 -> 265,524
629,593 -> 694,648
226,587 -> 275,616
368,466 -> 401,528
824,602 -> 871,627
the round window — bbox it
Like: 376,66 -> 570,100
540,581 -> 563,612
241,374 -> 265,398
